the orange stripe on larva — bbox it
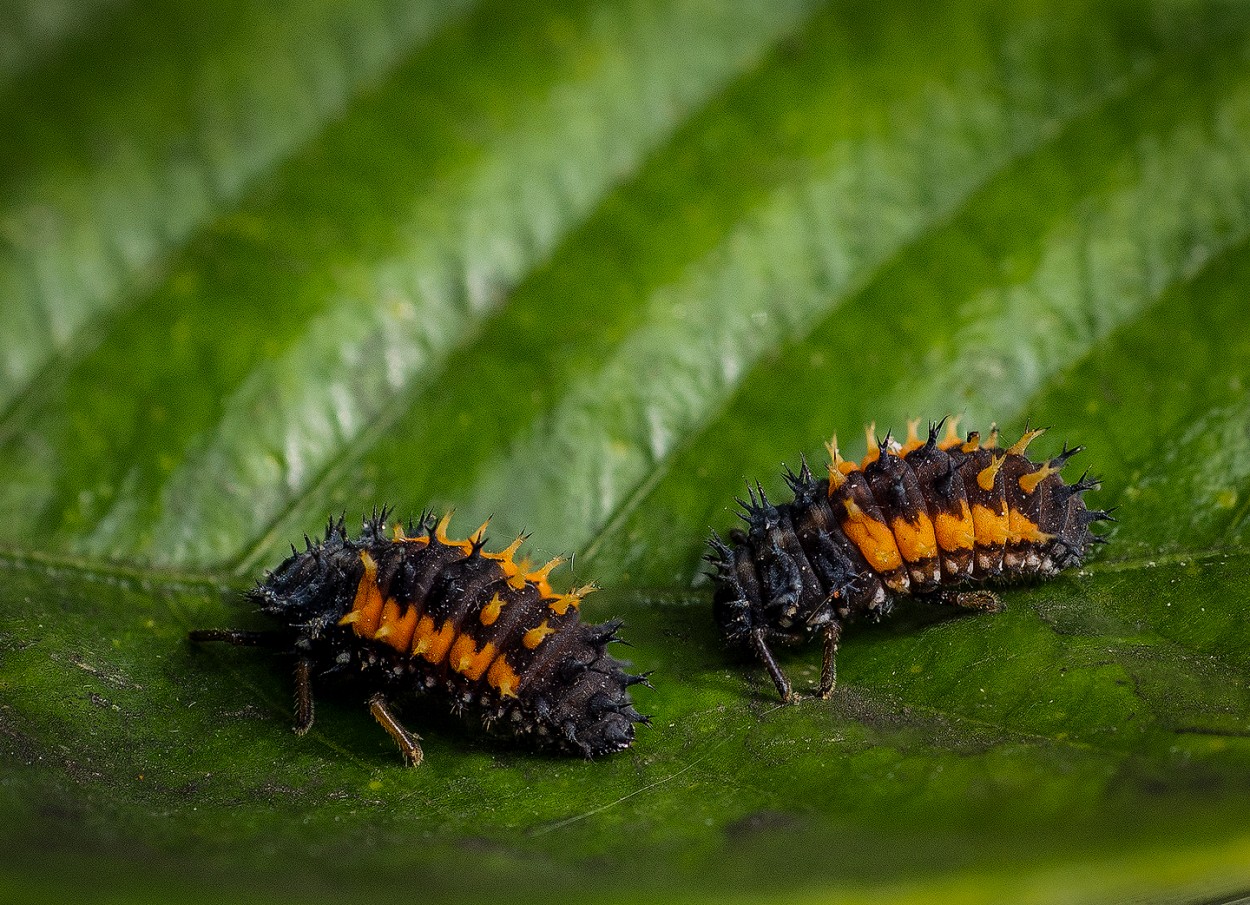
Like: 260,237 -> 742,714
1007,508 -> 1051,545
449,634 -> 497,681
411,615 -> 434,655
375,598 -> 402,634
340,550 -> 384,636
376,601 -> 418,651
412,616 -> 456,665
933,504 -> 976,552
704,417 -> 1107,708
839,499 -> 904,572
971,503 -> 1010,546
890,513 -> 938,563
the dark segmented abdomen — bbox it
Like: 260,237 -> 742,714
328,513 -> 644,756
828,420 -> 1102,606
710,419 -> 1109,641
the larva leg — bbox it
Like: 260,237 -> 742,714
293,657 -> 315,736
818,622 -> 843,699
751,627 -> 794,703
368,693 -> 424,767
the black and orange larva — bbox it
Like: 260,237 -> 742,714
191,509 -> 647,764
706,418 -> 1112,702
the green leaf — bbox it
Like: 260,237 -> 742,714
3,1 -> 1250,902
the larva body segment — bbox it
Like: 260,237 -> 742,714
191,509 -> 647,764
706,419 -> 1111,701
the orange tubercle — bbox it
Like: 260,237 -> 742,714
470,518 -> 491,546
939,416 -> 963,450
392,523 -> 430,545
1007,427 -> 1047,457
825,436 -> 851,491
507,558 -> 532,590
1018,463 -> 1057,495
479,592 -> 506,626
484,535 -> 527,586
899,418 -> 924,455
550,583 -> 595,616
374,598 -> 403,635
488,656 -> 521,698
977,454 -> 1005,492
523,620 -> 556,650
860,422 -> 881,466
525,557 -> 564,597
434,511 -> 473,554
413,617 -> 456,665
410,615 -> 436,656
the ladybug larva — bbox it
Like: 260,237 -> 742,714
191,509 -> 648,765
705,418 -> 1112,702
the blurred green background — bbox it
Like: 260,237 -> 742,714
3,0 -> 1250,901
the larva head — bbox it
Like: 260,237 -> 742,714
707,530 -> 756,646
707,494 -> 858,649
711,585 -> 755,647
708,535 -> 813,650
246,517 -> 359,631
